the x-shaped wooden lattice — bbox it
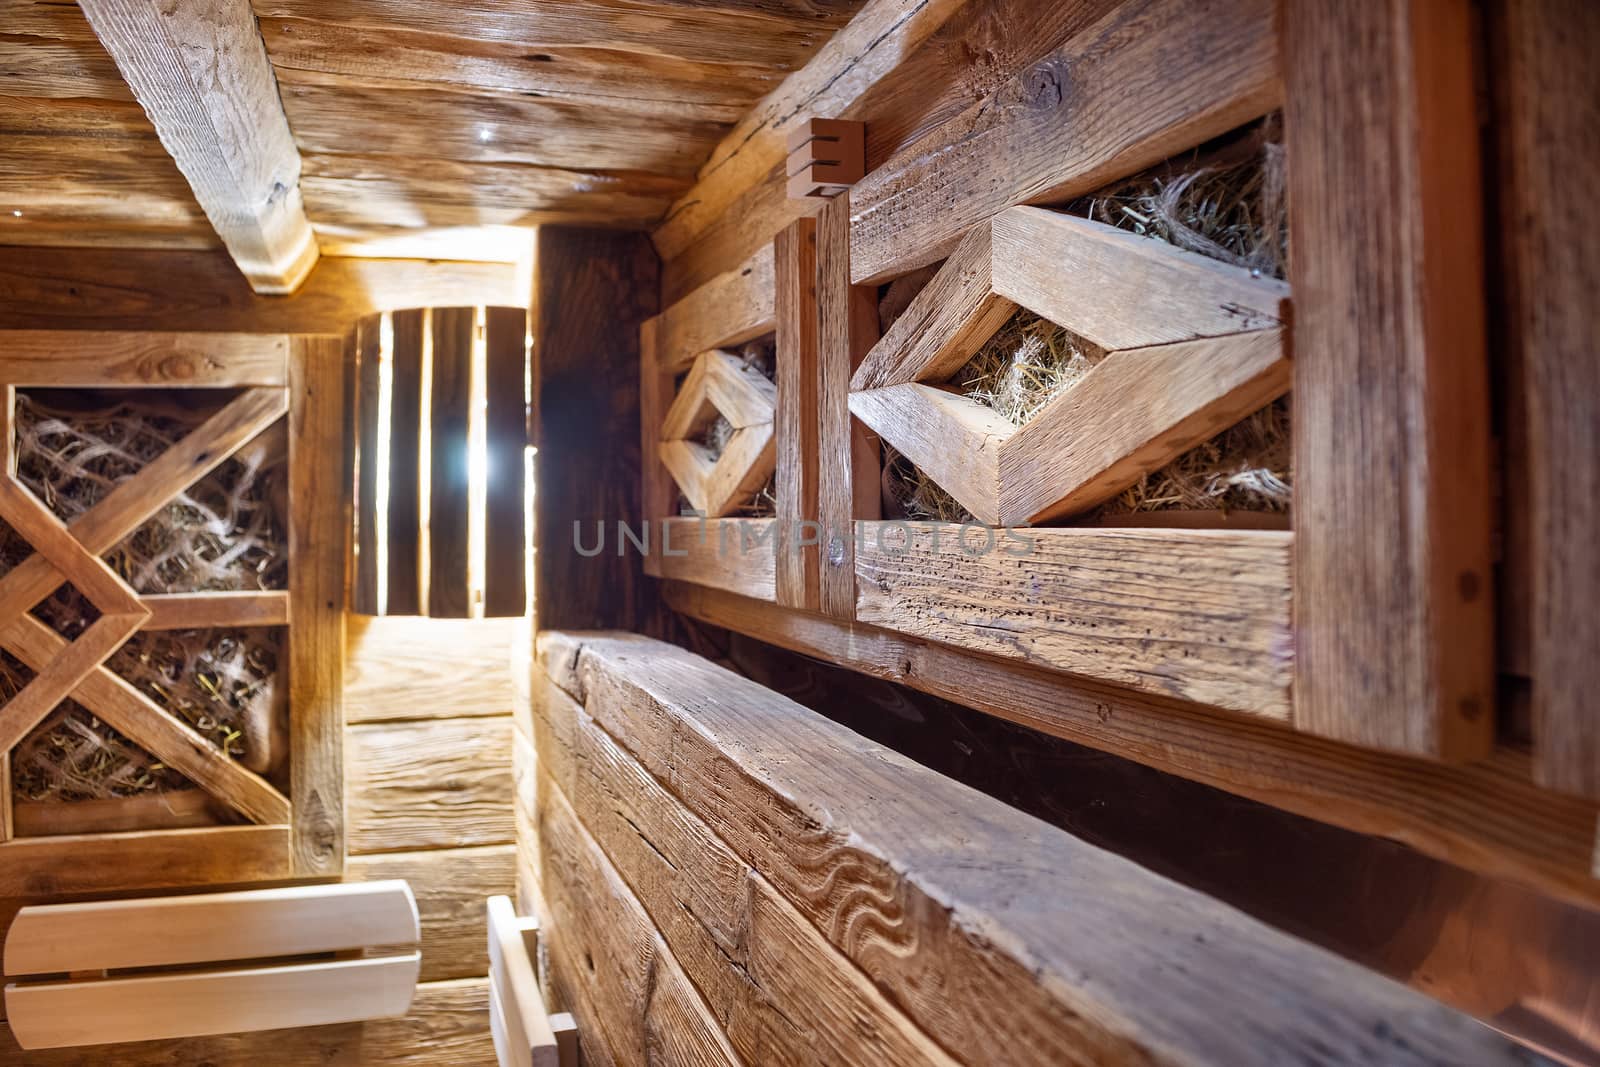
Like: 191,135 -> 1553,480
659,348 -> 777,516
0,388 -> 291,826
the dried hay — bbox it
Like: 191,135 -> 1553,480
881,117 -> 1291,523
0,392 -> 289,802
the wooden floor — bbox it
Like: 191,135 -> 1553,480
0,614 -> 518,1066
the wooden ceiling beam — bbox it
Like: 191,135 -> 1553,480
77,0 -> 318,294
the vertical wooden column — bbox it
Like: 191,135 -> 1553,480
1284,0 -> 1494,761
775,217 -> 820,611
816,192 -> 880,620
352,316 -> 382,615
637,317 -> 676,580
1493,0 -> 1600,797
531,228 -> 659,634
483,306 -> 528,619
288,335 -> 348,875
428,307 -> 474,619
386,309 -> 425,616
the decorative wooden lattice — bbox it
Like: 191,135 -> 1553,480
847,207 -> 1291,527
658,348 -> 777,517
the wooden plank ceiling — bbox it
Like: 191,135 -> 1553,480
0,0 -> 866,258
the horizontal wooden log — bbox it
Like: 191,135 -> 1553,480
542,631 -> 1527,1067
0,977 -> 494,1066
0,825 -> 291,897
347,845 -> 516,984
849,0 -> 1279,284
0,331 -> 288,386
651,518 -> 777,602
344,616 -> 518,723
651,244 -> 776,374
346,717 -> 515,854
854,524 -> 1292,716
140,591 -> 290,630
663,582 -> 1600,910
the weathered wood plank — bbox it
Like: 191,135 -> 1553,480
0,977 -> 493,1067
427,306 -> 474,619
1285,0 -> 1494,761
348,845 -> 516,983
0,825 -> 291,898
774,217 -> 819,611
0,249 -> 520,333
1491,0 -> 1600,797
663,583 -> 1600,910
288,335 -> 349,874
0,331 -> 287,386
651,244 -> 776,375
140,591 -> 291,631
345,616 -> 517,723
652,518 -> 777,602
484,305 -> 528,618
543,631 -> 1531,1067
76,0 -> 318,292
346,717 -> 514,854
853,524 -> 1292,716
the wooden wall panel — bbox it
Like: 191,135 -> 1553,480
530,228 -> 658,634
347,845 -> 516,983
346,717 -> 514,854
345,616 -> 517,723
1284,0 -> 1494,762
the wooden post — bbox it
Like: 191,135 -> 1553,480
1284,0 -> 1495,761
774,217 -> 820,611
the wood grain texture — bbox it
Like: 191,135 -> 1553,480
855,524 -> 1292,717
848,384 -> 1008,521
849,0 -> 1279,284
651,244 -> 776,374
76,0 -> 318,292
531,228 -> 658,634
0,249 -> 521,332
484,305 -> 529,618
774,216 -> 820,610
427,306 -> 474,619
345,615 -> 517,723
0,331 -> 288,387
346,717 -> 514,854
353,315 -> 382,614
652,518 -> 777,602
1491,0 -> 1600,797
288,335 -> 349,875
542,631 -> 1529,1067
664,582 -> 1600,910
1285,0 -> 1495,762
638,319 -> 677,581
0,977 -> 493,1067
140,591 -> 291,630
348,845 -> 516,983
386,307 -> 426,615
0,825 -> 291,898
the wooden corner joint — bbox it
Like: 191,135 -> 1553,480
785,118 -> 865,200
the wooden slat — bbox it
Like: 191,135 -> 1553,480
289,335 -> 348,874
345,616 -> 517,723
427,306 -> 474,619
849,0 -> 1279,284
998,331 -> 1290,524
353,313 -> 383,614
0,825 -> 291,897
638,317 -> 676,546
347,845 -> 516,984
140,591 -> 290,631
0,613 -> 145,755
3,882 -> 418,976
1285,0 -> 1494,762
531,229 -> 658,634
0,614 -> 290,827
774,217 -> 819,611
347,717 -> 514,854
0,755 -> 10,845
486,896 -> 558,1067
816,191 -> 880,619
848,384 -> 1008,522
855,524 -> 1291,717
5,953 -> 419,1050
75,0 -> 317,292
387,307 -> 426,615
532,678 -> 961,1067
483,305 -> 528,618
651,244 -> 775,374
652,518 -> 776,602
0,250 -> 519,333
0,977 -> 493,1067
10,790 -> 217,838
0,331 -> 288,386
663,583 -> 1600,910
543,632 -> 1528,1067
1493,0 -> 1600,796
